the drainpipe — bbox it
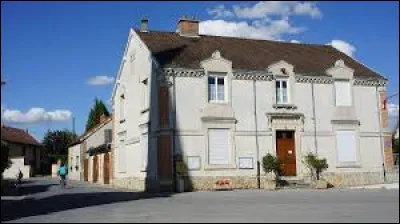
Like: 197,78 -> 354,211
253,79 -> 261,189
311,81 -> 318,155
172,74 -> 177,191
375,86 -> 386,182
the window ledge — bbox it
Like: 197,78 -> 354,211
273,103 -> 297,109
204,164 -> 237,170
141,108 -> 150,114
336,163 -> 362,168
208,101 -> 229,105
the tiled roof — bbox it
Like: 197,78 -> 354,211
137,30 -> 384,79
1,126 -> 42,146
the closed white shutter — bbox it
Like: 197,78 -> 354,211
336,130 -> 357,163
208,129 -> 229,165
118,139 -> 127,172
141,134 -> 148,170
335,81 -> 351,106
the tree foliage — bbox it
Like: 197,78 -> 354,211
304,152 -> 329,180
42,129 -> 77,163
262,153 -> 281,177
85,98 -> 110,132
1,141 -> 11,174
392,137 -> 399,154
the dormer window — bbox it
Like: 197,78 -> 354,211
276,79 -> 289,104
208,73 -> 226,102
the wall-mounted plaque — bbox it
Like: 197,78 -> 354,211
187,156 -> 201,170
239,157 -> 254,169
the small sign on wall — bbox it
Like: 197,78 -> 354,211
187,156 -> 201,170
239,157 -> 254,169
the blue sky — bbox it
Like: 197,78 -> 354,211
1,1 -> 399,141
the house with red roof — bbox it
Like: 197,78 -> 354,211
1,126 -> 43,179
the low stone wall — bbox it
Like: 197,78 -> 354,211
321,171 -> 384,187
385,169 -> 399,183
111,177 -> 164,192
184,176 -> 276,191
112,177 -> 146,192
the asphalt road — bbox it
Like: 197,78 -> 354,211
1,177 -> 399,223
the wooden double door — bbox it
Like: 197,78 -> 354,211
276,130 -> 296,176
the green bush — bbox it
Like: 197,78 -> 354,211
392,137 -> 399,154
262,153 -> 281,179
304,152 -> 328,180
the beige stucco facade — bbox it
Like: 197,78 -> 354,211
3,143 -> 41,179
111,29 -> 392,192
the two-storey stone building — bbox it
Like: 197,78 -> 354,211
111,17 -> 394,192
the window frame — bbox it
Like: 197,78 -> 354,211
208,74 -> 227,103
141,78 -> 149,113
334,80 -> 352,107
119,94 -> 125,123
208,128 -> 230,166
275,78 -> 290,104
335,129 -> 360,167
118,138 -> 127,173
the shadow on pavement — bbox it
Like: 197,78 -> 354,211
1,189 -> 173,222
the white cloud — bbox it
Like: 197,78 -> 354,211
199,18 -> 304,40
290,39 -> 300,43
233,1 -> 322,19
293,2 -> 322,19
2,107 -> 72,124
87,76 -> 114,86
328,40 -> 356,57
201,1 -> 322,41
207,5 -> 234,19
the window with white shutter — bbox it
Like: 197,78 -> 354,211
336,130 -> 357,163
208,129 -> 230,165
335,81 -> 352,106
120,94 -> 125,122
118,139 -> 127,172
141,134 -> 148,171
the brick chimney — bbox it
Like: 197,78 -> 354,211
100,114 -> 108,124
140,17 -> 149,32
177,16 -> 199,37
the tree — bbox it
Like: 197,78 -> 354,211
392,137 -> 399,154
262,153 -> 281,178
1,140 -> 11,175
304,152 -> 329,181
42,129 -> 77,164
85,98 -> 110,131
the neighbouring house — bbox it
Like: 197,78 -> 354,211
111,16 -> 394,192
67,115 -> 113,184
1,126 -> 43,179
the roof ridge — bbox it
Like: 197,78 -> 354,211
136,29 -> 331,48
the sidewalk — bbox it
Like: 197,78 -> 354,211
349,182 -> 399,190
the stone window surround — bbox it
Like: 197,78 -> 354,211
117,131 -> 127,173
332,122 -> 362,168
207,72 -> 228,104
333,78 -> 354,107
201,118 -> 237,170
